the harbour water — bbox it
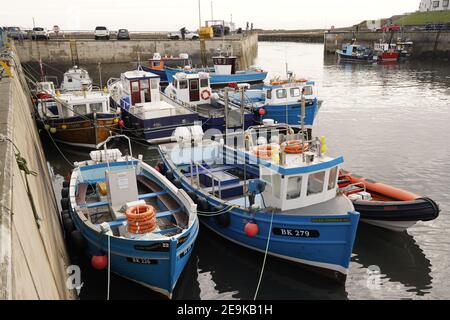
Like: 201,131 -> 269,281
39,42 -> 450,300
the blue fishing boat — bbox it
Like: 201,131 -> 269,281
158,124 -> 360,283
228,78 -> 320,135
164,71 -> 255,132
107,69 -> 200,144
63,135 -> 199,298
336,43 -> 376,63
142,53 -> 191,83
165,55 -> 268,86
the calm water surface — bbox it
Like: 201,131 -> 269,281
39,42 -> 450,300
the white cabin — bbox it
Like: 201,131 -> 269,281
61,66 -> 93,92
264,81 -> 315,106
56,91 -> 110,118
212,55 -> 237,75
165,72 -> 212,106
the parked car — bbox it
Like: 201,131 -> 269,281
167,29 -> 199,40
6,27 -> 28,40
117,29 -> 130,40
32,27 -> 49,40
377,24 -> 402,32
94,26 -> 110,40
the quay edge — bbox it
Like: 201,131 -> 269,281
0,44 -> 76,300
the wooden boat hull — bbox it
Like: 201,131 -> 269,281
46,113 -> 119,149
339,171 -> 440,232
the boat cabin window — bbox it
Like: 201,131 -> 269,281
131,81 -> 139,93
151,79 -> 158,90
173,78 -> 178,88
290,88 -> 301,97
276,89 -> 287,99
303,86 -> 313,96
266,89 -> 272,99
67,77 -> 73,83
328,167 -> 338,190
200,78 -> 209,88
140,79 -> 149,89
272,174 -> 282,199
307,171 -> 325,196
89,102 -> 103,113
179,80 -> 188,89
73,104 -> 87,116
287,176 -> 302,200
152,61 -> 161,67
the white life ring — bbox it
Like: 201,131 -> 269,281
201,90 -> 211,100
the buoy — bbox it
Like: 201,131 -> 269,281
91,255 -> 108,270
165,171 -> 174,182
114,118 -> 119,124
173,179 -> 182,189
118,120 -> 125,128
44,124 -> 50,131
61,124 -> 67,130
258,108 -> 267,116
50,127 -> 57,134
244,221 -> 259,237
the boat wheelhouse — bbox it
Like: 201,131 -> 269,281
61,65 -> 93,92
228,78 -> 320,135
164,72 -> 255,132
336,44 -> 376,62
158,125 -> 359,282
396,40 -> 413,59
64,136 -> 198,297
165,54 -> 268,86
35,76 -> 119,149
143,53 -> 191,83
107,69 -> 199,143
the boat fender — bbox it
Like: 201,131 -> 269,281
197,198 -> 210,212
214,212 -> 231,228
61,187 -> 69,198
244,221 -> 259,237
165,171 -> 174,182
70,230 -> 88,255
61,198 -> 70,211
91,255 -> 108,270
157,162 -> 167,175
173,179 -> 182,189
187,191 -> 198,202
63,181 -> 70,188
63,217 -> 75,234
61,209 -> 70,220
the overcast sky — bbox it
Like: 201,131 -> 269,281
3,0 -> 420,31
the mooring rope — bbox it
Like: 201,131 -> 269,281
253,210 -> 275,300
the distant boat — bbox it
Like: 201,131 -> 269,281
164,71 -> 255,132
336,43 -> 376,63
227,77 -> 320,137
142,53 -> 191,83
164,55 -> 268,86
62,135 -> 198,298
34,67 -> 120,149
396,40 -> 414,59
107,69 -> 199,144
338,170 -> 440,232
373,42 -> 400,63
158,123 -> 360,283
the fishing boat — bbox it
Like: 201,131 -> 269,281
158,123 -> 360,283
142,53 -> 191,83
338,170 -> 440,232
336,43 -> 376,63
107,69 -> 199,144
373,42 -> 400,63
227,76 -> 320,137
396,40 -> 413,59
62,135 -> 199,297
35,71 -> 120,149
164,72 -> 255,132
165,54 -> 268,86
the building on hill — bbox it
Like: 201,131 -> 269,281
419,0 -> 450,12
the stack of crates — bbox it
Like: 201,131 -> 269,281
199,27 -> 213,40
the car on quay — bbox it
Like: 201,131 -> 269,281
32,27 -> 49,40
117,29 -> 130,40
94,26 -> 110,40
167,29 -> 199,40
6,27 -> 28,40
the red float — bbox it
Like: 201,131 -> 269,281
91,255 -> 108,270
118,120 -> 125,128
244,222 -> 259,237
258,108 -> 267,116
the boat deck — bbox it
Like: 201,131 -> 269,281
128,101 -> 195,121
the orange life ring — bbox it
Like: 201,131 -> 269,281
201,90 -> 211,100
126,205 -> 157,234
253,145 -> 274,160
281,140 -> 309,154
